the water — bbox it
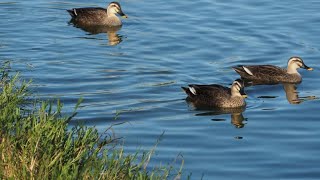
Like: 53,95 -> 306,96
1,0 -> 320,179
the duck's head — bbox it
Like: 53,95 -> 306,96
107,2 -> 128,18
287,56 -> 313,74
231,79 -> 247,98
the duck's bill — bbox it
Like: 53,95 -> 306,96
304,65 -> 313,71
302,63 -> 313,71
118,11 -> 128,18
306,67 -> 313,71
241,94 -> 248,98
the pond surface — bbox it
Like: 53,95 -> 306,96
1,0 -> 320,179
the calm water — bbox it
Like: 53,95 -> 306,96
1,0 -> 320,179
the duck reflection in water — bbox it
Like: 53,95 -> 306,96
283,83 -> 317,104
192,105 -> 247,128
244,80 -> 317,104
69,22 -> 123,46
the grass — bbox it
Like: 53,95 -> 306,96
0,63 -> 183,179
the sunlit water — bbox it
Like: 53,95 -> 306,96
1,0 -> 320,179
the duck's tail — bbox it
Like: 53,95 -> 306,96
181,86 -> 196,98
67,9 -> 77,18
232,66 -> 244,74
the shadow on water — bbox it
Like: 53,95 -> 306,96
68,20 -> 123,46
244,80 -> 318,104
187,101 -> 247,128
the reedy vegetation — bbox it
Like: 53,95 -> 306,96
0,64 -> 183,179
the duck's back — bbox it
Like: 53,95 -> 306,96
233,65 -> 296,83
68,7 -> 120,26
183,84 -> 233,107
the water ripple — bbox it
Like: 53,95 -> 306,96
1,0 -> 320,179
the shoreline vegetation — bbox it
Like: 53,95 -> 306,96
0,63 -> 183,179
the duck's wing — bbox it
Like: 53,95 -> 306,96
67,7 -> 107,18
233,65 -> 286,80
181,84 -> 230,100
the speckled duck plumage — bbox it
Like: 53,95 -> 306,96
67,2 -> 127,26
233,57 -> 313,84
182,79 -> 247,108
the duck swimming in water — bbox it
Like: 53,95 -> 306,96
67,1 -> 127,26
182,79 -> 247,108
233,57 -> 313,84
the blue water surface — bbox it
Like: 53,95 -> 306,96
1,0 -> 320,179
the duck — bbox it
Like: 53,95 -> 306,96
233,57 -> 313,84
67,2 -> 127,26
181,79 -> 247,108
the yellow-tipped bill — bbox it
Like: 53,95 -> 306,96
242,94 -> 248,98
307,67 -> 313,71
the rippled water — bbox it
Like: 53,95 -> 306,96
1,0 -> 320,179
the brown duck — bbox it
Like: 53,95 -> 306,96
233,57 -> 313,84
67,2 -> 127,26
182,79 -> 247,108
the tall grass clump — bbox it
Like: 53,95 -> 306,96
0,63 -> 183,179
